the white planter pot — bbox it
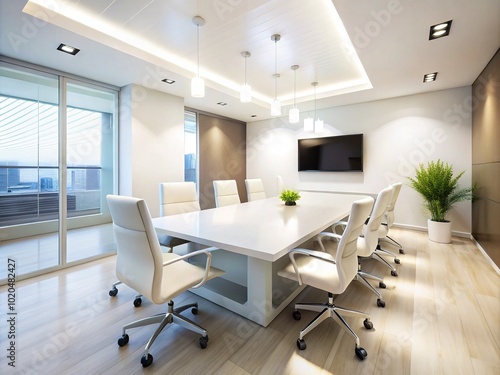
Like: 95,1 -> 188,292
427,219 -> 452,243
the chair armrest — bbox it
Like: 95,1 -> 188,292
332,220 -> 348,233
288,248 -> 336,285
317,231 -> 342,252
162,246 -> 219,288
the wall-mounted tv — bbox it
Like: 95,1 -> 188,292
298,134 -> 363,172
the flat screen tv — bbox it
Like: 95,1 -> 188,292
298,134 -> 363,172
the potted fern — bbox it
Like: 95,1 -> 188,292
279,189 -> 301,206
407,160 -> 475,243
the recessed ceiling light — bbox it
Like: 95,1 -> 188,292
217,102 -> 227,106
57,43 -> 80,55
161,78 -> 175,84
429,20 -> 452,40
423,72 -> 438,82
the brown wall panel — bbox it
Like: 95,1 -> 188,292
472,163 -> 500,203
472,48 -> 500,267
472,195 -> 500,266
198,113 -> 246,209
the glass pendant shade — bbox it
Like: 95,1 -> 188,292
314,119 -> 324,133
240,84 -> 252,103
289,107 -> 299,123
191,76 -> 205,97
271,99 -> 281,116
304,116 -> 314,132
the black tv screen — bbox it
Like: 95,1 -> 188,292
298,134 -> 363,172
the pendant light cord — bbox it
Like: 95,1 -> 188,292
196,25 -> 200,78
274,40 -> 278,100
244,55 -> 247,85
293,69 -> 297,107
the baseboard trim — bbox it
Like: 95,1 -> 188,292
393,223 -> 471,238
471,236 -> 500,275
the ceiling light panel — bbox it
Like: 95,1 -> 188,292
423,72 -> 437,82
57,43 -> 80,55
429,20 -> 452,40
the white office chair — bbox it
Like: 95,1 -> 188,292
157,181 -> 201,250
378,181 -> 405,254
109,182 -> 202,305
373,182 -> 404,276
213,179 -> 241,207
107,194 -> 224,368
278,196 -> 375,360
318,186 -> 393,308
245,178 -> 266,202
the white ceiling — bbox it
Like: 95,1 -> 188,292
0,0 -> 499,123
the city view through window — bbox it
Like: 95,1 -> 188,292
0,95 -> 108,226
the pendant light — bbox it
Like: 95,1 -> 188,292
240,51 -> 252,102
313,82 -> 324,133
191,16 -> 205,98
270,34 -> 281,116
289,65 -> 300,124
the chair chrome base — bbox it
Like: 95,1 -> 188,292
109,281 -> 143,307
118,300 -> 208,367
380,234 -> 405,254
355,270 -> 386,307
293,292 -> 373,359
372,246 -> 399,277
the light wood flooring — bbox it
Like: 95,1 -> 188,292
0,228 -> 498,374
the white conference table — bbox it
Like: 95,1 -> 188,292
152,191 -> 367,327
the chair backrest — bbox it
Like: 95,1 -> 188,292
276,175 -> 284,194
107,195 -> 163,303
245,178 -> 266,202
336,197 -> 374,291
159,182 -> 200,216
213,180 -> 241,207
358,186 -> 393,257
385,182 -> 402,227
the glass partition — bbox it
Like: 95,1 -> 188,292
0,61 -> 118,281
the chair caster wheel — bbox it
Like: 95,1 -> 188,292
355,346 -> 367,360
199,336 -> 208,349
379,282 -> 386,289
292,310 -> 301,320
377,299 -> 386,308
191,307 -> 198,315
297,339 -> 306,350
394,258 -> 401,264
391,270 -> 398,277
363,319 -> 373,330
141,353 -> 153,367
133,297 -> 142,307
399,248 -> 405,254
117,334 -> 129,347
109,287 -> 118,297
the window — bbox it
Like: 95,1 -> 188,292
0,60 -> 118,280
0,96 -> 113,224
184,110 -> 197,185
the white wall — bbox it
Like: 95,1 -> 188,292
119,84 -> 185,217
247,87 -> 474,234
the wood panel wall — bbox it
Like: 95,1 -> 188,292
472,48 -> 500,267
197,113 -> 246,209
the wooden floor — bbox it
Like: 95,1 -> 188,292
0,228 -> 498,374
